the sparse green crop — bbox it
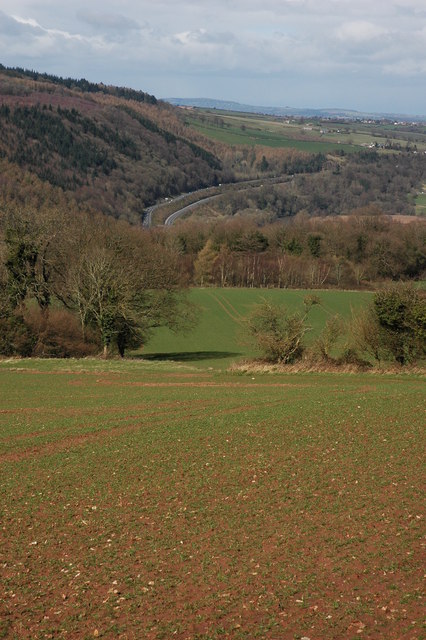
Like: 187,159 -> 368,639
0,357 -> 423,639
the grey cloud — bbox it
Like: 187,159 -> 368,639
76,10 -> 142,32
335,21 -> 389,44
177,29 -> 237,45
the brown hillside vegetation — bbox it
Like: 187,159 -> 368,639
0,67 -> 224,223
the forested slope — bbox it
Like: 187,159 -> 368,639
0,66 -> 223,223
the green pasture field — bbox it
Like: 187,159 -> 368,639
186,113 -> 358,153
0,357 -> 424,639
184,110 -> 426,154
142,288 -> 373,369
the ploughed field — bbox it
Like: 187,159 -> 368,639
0,359 -> 424,639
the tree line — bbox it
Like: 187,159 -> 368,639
0,65 -> 158,105
165,210 -> 425,289
0,206 -> 195,358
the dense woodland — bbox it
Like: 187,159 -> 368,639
0,67 -> 228,222
0,67 -> 425,358
193,152 -> 424,219
167,211 -> 425,288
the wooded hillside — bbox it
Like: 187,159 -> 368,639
0,66 -> 224,223
2,66 -> 424,227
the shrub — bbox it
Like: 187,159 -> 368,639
310,315 -> 343,361
350,283 -> 426,365
303,293 -> 321,312
348,307 -> 385,363
24,308 -> 100,357
373,284 -> 425,364
336,347 -> 371,369
247,300 -> 309,363
0,305 -> 35,356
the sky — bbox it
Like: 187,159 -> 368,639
1,0 -> 426,115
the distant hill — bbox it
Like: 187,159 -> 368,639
166,97 -> 426,123
0,66 -> 224,223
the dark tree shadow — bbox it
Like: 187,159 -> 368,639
133,351 -> 240,362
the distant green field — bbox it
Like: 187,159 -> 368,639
189,117 -> 358,153
184,109 -> 426,154
142,288 -> 372,368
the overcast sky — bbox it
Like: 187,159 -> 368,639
1,0 -> 425,115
